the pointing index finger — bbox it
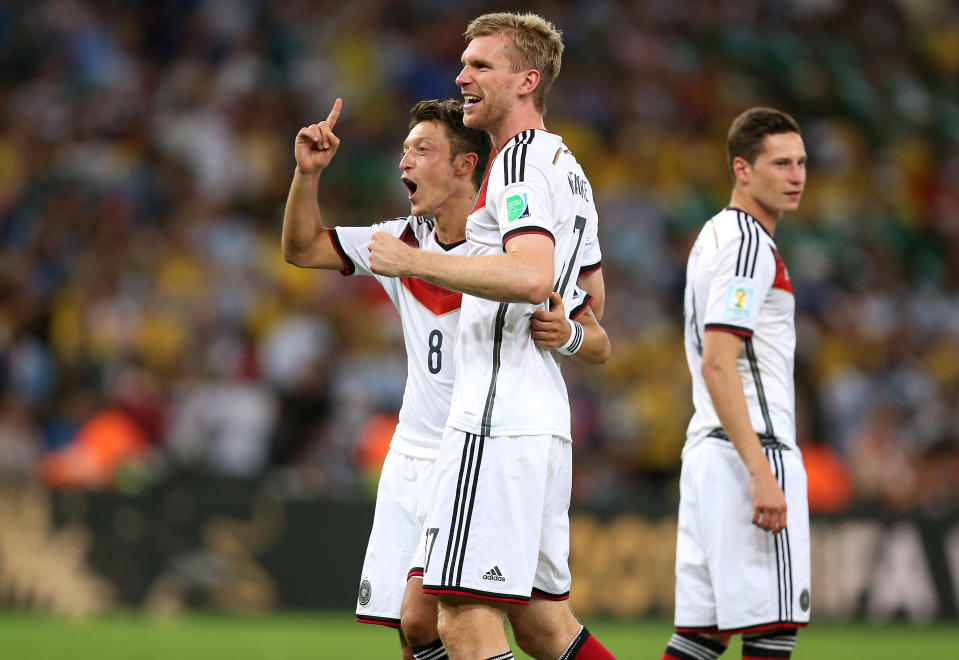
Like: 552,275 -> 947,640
326,98 -> 343,129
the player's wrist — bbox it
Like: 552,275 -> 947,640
556,317 -> 584,355
295,165 -> 323,179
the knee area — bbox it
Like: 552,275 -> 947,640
435,607 -> 457,643
510,622 -> 549,657
700,632 -> 731,647
400,610 -> 439,648
511,604 -> 579,656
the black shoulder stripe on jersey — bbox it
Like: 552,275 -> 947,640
511,136 -> 522,183
745,337 -> 774,437
481,303 -> 509,436
519,130 -> 533,181
327,228 -> 355,276
743,211 -> 755,277
500,131 -> 536,185
735,212 -> 746,276
746,213 -> 763,277
570,292 -> 592,319
735,210 -> 762,278
502,226 -> 555,246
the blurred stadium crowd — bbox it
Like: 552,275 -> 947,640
1,0 -> 958,514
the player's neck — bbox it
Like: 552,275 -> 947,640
432,195 -> 473,245
490,104 -> 545,149
728,191 -> 780,237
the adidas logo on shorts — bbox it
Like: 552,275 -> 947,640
483,566 -> 506,582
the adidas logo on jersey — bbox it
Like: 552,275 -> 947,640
482,566 -> 506,582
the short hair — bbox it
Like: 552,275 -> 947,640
727,107 -> 802,174
465,12 -> 564,113
409,99 -> 492,189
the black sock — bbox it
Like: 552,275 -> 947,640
742,630 -> 797,658
663,632 -> 727,659
411,638 -> 449,660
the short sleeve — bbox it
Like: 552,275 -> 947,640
331,218 -> 410,277
568,285 -> 593,320
702,233 -> 775,337
487,147 -> 556,248
579,216 -> 601,275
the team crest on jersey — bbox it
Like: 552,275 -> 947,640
725,283 -> 754,319
506,193 -> 530,222
358,579 -> 371,606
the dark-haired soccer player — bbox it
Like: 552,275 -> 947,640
663,107 -> 811,660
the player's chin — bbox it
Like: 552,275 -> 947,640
462,111 -> 482,129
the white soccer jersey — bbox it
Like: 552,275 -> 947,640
683,207 -> 797,452
331,216 -> 466,459
447,129 -> 601,440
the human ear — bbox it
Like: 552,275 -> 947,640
456,152 -> 479,176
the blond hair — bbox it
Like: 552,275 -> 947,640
465,12 -> 564,113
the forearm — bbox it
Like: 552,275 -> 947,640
282,169 -> 328,266
703,360 -> 771,476
576,269 -> 605,321
408,250 -> 551,304
571,308 -> 610,364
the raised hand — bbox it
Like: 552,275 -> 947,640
294,98 -> 343,175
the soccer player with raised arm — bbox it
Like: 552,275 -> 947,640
662,107 -> 811,660
368,12 -> 615,660
283,98 -> 609,660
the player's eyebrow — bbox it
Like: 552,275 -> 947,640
402,137 -> 434,150
462,55 -> 494,69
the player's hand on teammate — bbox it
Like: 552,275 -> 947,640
750,470 -> 787,534
369,231 -> 414,277
531,293 -> 571,349
294,98 -> 342,175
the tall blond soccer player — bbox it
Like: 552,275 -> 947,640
369,12 -> 616,660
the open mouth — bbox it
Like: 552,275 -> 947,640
403,178 -> 418,200
463,94 -> 481,110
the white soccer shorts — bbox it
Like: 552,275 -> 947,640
674,437 -> 811,634
421,428 -> 573,604
355,448 -> 436,627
